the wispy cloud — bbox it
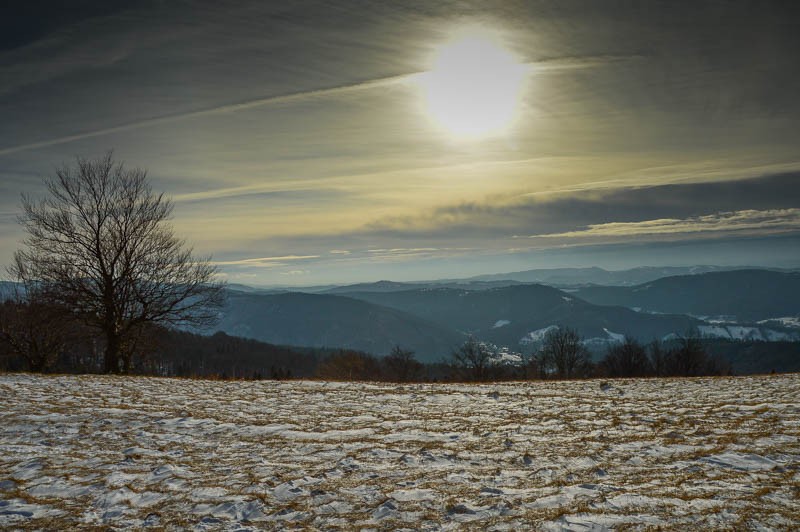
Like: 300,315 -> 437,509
280,270 -> 310,276
530,209 -> 800,239
360,172 -> 800,239
361,247 -> 476,263
367,247 -> 440,254
212,255 -> 320,267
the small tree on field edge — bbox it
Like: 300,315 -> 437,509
538,326 -> 593,379
384,345 -> 423,382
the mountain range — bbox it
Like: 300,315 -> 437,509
206,269 -> 799,361
336,284 -> 699,349
439,265 -> 767,287
3,268 -> 799,363
261,266 -> 774,293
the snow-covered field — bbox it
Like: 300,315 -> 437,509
1,374 -> 799,530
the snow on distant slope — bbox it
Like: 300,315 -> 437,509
726,326 -> 765,341
758,317 -> 800,329
763,329 -> 794,341
491,347 -> 523,365
1,374 -> 798,529
698,325 -> 733,339
602,328 -> 625,343
519,325 -> 559,345
699,324 -> 799,342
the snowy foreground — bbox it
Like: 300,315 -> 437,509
1,374 -> 799,530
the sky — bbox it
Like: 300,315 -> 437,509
1,1 -> 799,286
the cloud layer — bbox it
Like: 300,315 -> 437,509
1,1 -> 798,284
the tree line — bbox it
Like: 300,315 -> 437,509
438,327 -> 730,382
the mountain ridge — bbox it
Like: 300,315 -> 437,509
573,269 -> 800,322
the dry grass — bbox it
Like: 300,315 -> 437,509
0,373 -> 798,529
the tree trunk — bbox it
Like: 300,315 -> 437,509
104,330 -> 121,374
121,351 -> 131,374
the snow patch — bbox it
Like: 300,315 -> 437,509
726,326 -> 764,341
758,316 -> 800,329
699,452 -> 780,472
520,325 -> 559,345
389,489 -> 438,502
698,325 -> 732,339
603,328 -> 625,343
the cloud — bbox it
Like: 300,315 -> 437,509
530,53 -> 645,73
212,255 -> 320,267
360,171 -> 800,241
530,208 -> 800,239
364,248 -> 442,262
280,270 -> 310,276
367,247 -> 440,254
167,170 -> 800,277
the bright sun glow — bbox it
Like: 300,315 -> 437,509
420,31 -> 527,139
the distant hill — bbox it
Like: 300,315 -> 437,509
218,265 -> 785,294
322,280 -> 430,294
339,284 -> 700,349
223,283 -> 286,294
573,269 -> 800,322
465,265 -> 755,287
209,290 -> 465,362
321,279 -> 524,294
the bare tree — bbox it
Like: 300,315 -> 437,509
384,345 -> 422,382
450,336 -> 494,381
648,339 -> 667,377
11,152 -> 225,373
602,337 -> 653,378
522,350 -> 543,380
662,331 -> 729,377
538,327 -> 593,379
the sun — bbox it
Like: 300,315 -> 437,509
419,31 -> 527,139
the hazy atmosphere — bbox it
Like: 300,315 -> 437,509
2,1 -> 799,285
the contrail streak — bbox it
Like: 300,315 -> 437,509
0,54 -> 634,157
0,73 -> 416,157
